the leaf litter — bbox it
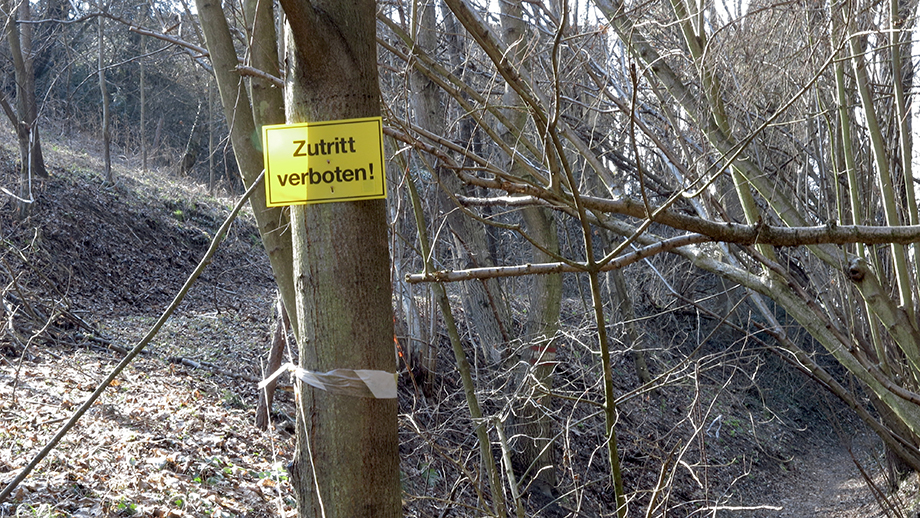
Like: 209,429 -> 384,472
0,134 -> 295,517
1,344 -> 296,517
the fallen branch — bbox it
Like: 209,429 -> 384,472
76,333 -> 130,355
168,356 -> 260,383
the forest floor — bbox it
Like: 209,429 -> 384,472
731,431 -> 897,518
0,131 -> 916,517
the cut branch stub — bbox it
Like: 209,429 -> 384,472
848,257 -> 867,282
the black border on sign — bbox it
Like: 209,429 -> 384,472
263,117 -> 386,207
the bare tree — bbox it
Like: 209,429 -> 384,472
1,0 -> 48,217
382,0 -> 920,513
199,0 -> 399,514
98,14 -> 111,183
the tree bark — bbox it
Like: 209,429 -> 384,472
498,0 -> 563,488
608,267 -> 651,384
140,38 -> 147,173
98,15 -> 112,183
242,0 -> 284,128
2,0 -> 46,218
279,0 -> 399,516
195,0 -> 298,339
405,0 -> 439,394
513,202 -> 563,488
256,295 -> 289,430
207,76 -> 214,193
438,7 -> 511,365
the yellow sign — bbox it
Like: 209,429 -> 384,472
262,117 -> 386,206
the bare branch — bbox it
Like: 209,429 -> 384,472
129,25 -> 208,58
236,65 -> 283,87
406,234 -> 710,283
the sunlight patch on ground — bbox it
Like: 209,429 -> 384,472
1,345 -> 294,517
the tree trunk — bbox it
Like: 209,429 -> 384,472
438,8 -> 511,365
242,0 -> 284,128
3,0 -> 46,218
140,39 -> 147,173
442,184 -> 511,364
195,0 -> 298,338
98,15 -> 112,183
498,0 -> 564,489
13,0 -> 45,182
435,7 -> 513,366
208,77 -> 214,193
153,116 -> 163,165
512,205 -> 563,489
256,294 -> 289,430
279,0 -> 400,516
406,0 -> 442,391
608,267 -> 651,384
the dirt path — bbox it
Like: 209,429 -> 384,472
737,433 -> 896,518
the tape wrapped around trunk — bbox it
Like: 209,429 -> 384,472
259,362 -> 397,399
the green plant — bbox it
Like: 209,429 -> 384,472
115,498 -> 137,516
725,417 -> 743,437
418,461 -> 441,488
253,462 -> 289,482
221,390 -> 245,409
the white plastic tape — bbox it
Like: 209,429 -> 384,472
259,362 -> 397,399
